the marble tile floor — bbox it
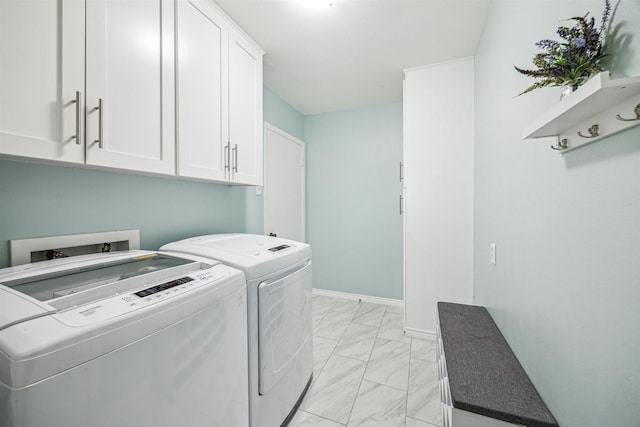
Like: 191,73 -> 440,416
288,294 -> 442,427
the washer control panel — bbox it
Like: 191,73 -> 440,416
133,276 -> 195,298
55,268 -> 228,327
249,242 -> 300,260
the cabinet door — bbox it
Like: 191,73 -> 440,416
403,59 -> 474,335
0,0 -> 84,163
176,0 -> 228,182
85,0 -> 175,175
228,26 -> 263,185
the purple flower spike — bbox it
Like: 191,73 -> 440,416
513,0 -> 610,96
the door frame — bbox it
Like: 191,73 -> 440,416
263,122 -> 306,241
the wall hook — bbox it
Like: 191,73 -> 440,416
551,138 -> 569,151
578,124 -> 599,139
615,104 -> 640,122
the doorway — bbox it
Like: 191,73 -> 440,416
263,123 -> 305,242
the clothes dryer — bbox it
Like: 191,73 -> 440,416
161,234 -> 313,427
0,251 -> 248,427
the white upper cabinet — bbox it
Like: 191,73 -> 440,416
228,26 -> 263,186
176,0 -> 264,185
176,0 -> 228,182
0,0 -> 84,163
1,0 -> 175,176
2,0 -> 262,182
85,0 -> 175,175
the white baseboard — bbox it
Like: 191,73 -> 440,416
404,326 -> 436,342
312,288 -> 403,307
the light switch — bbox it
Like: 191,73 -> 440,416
490,243 -> 496,266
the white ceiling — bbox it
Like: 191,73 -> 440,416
216,0 -> 491,115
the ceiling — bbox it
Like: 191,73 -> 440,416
215,0 -> 491,115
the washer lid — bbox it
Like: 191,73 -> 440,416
0,287 -> 55,332
0,251 -> 203,331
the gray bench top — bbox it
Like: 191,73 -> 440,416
437,302 -> 558,427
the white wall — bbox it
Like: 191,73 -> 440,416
403,58 -> 474,337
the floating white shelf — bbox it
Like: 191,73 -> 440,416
522,72 -> 640,153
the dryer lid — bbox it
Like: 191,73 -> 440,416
161,234 -> 311,280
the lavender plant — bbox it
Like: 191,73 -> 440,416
514,0 -> 611,96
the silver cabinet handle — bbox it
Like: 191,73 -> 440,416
71,91 -> 81,144
399,161 -> 403,182
93,98 -> 103,148
224,142 -> 231,172
232,143 -> 238,172
400,194 -> 404,215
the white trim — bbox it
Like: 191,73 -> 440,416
208,0 -> 265,55
402,78 -> 408,339
263,122 -> 306,241
403,56 -> 475,74
312,287 -> 404,307
405,326 -> 436,342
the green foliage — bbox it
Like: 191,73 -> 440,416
514,0 -> 611,96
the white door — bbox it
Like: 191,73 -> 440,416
176,0 -> 228,181
0,0 -> 84,163
228,26 -> 263,185
85,0 -> 175,175
264,124 -> 305,242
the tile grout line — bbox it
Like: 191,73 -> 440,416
308,297 -> 436,427
407,337 -> 414,425
310,298 -> 338,390
343,300 -> 367,427
346,304 -> 409,426
322,299 -> 366,427
299,410 -> 348,427
343,300 -> 384,427
312,299 -> 336,329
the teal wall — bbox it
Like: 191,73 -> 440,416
263,89 -> 405,300
305,103 -> 404,300
0,160 -> 246,268
264,87 -> 305,141
474,1 -> 640,425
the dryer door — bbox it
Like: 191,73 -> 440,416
257,259 -> 312,395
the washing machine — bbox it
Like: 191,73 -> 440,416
0,250 -> 249,427
161,234 -> 313,427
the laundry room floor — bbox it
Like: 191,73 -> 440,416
289,294 -> 441,427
